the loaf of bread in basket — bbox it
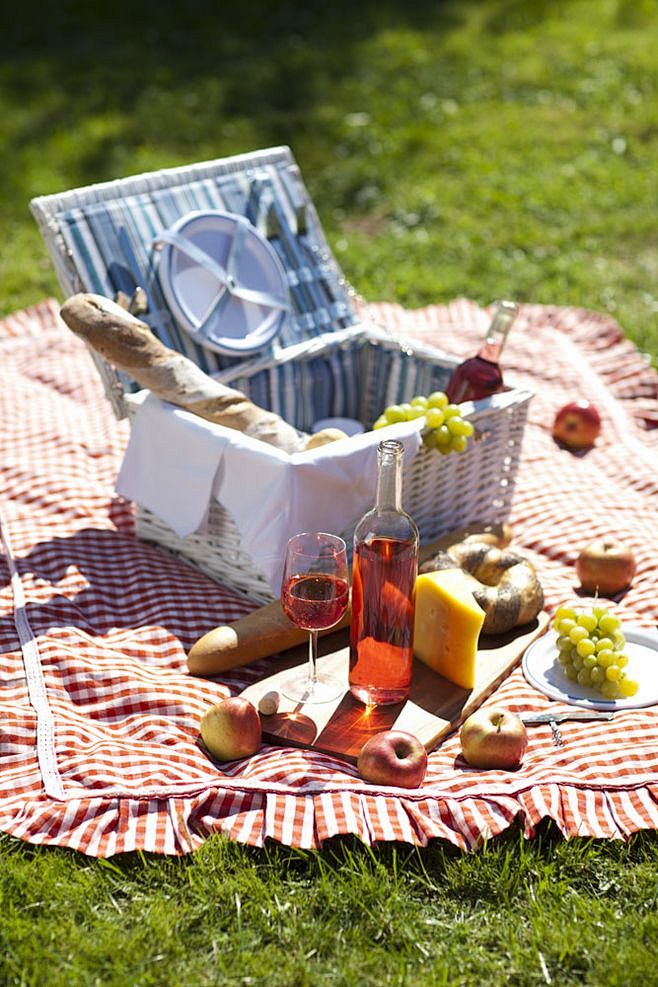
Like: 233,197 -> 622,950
60,293 -> 308,453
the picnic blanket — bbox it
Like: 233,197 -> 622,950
1,297 -> 657,855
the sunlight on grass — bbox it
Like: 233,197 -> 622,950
2,831 -> 658,985
0,0 -> 657,360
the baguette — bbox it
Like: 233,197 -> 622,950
59,293 -> 306,453
187,599 -> 352,675
186,521 -> 513,676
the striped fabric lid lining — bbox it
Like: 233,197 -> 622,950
57,162 -> 357,384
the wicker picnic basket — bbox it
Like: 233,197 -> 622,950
31,146 -> 532,602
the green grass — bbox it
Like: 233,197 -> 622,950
1,0 -> 658,358
2,1 -> 658,983
3,829 -> 658,986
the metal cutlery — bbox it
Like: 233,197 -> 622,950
520,710 -> 614,748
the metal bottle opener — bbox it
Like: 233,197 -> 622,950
520,710 -> 614,747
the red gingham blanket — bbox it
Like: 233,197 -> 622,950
1,297 -> 657,855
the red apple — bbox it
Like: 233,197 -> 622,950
200,697 -> 262,762
357,730 -> 428,789
576,538 -> 636,596
552,400 -> 601,450
460,707 -> 528,770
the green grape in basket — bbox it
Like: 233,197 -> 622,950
373,392 -> 475,454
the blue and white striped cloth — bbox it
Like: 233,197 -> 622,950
58,162 -> 356,381
54,154 -> 457,430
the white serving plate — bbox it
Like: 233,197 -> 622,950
522,625 -> 658,711
158,210 -> 289,356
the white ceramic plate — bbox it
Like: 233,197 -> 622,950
522,626 -> 658,711
158,210 -> 289,356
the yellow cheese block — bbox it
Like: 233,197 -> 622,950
414,568 -> 486,689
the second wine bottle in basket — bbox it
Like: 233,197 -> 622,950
445,300 -> 518,403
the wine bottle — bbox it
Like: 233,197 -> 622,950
349,439 -> 419,706
445,300 -> 518,403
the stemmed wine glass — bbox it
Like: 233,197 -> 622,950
280,531 -> 350,704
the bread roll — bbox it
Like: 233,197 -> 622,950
303,428 -> 349,450
420,541 -> 544,635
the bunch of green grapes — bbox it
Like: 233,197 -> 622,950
552,605 -> 639,699
373,391 -> 475,455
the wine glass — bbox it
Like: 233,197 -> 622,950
280,532 -> 350,704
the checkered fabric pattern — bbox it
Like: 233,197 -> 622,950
1,297 -> 657,854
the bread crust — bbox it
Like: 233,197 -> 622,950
187,522 -> 516,676
419,541 -> 544,635
187,599 -> 352,675
59,293 -> 305,452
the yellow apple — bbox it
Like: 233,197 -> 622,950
460,707 -> 528,770
200,697 -> 262,762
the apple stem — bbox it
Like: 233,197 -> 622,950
492,713 -> 505,731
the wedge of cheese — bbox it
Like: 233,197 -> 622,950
414,568 -> 486,689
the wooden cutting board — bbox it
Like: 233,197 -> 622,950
241,611 -> 549,761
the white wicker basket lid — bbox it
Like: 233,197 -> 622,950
157,209 -> 290,356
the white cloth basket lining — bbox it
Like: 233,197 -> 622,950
127,333 -> 531,603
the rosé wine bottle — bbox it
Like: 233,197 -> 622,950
445,300 -> 518,403
349,439 -> 419,706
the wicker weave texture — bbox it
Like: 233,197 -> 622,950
129,369 -> 531,603
31,147 -> 532,601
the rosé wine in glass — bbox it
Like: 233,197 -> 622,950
279,532 -> 349,704
282,573 -> 350,631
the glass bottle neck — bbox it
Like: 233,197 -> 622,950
375,439 -> 403,512
477,300 -> 518,363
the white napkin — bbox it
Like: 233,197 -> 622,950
116,394 -> 423,592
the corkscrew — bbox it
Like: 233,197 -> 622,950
520,710 -> 614,748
